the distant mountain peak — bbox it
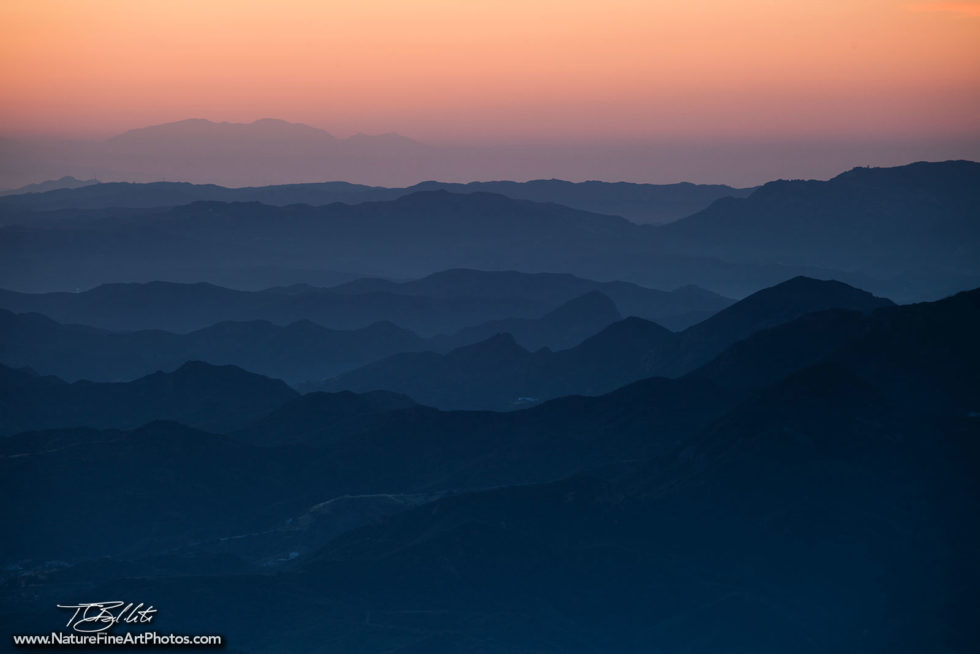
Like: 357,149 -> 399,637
106,118 -> 418,147
0,175 -> 100,196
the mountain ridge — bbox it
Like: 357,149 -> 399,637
312,276 -> 893,409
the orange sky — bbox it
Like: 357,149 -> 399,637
0,0 -> 978,142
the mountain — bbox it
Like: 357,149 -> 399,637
269,289 -> 980,650
410,179 -> 755,224
0,270 -> 731,333
0,279 -> 543,335
4,287 -> 975,652
0,188 -> 874,297
108,117 -> 342,148
312,277 -> 893,409
443,290 -> 621,351
0,286 -> 688,385
0,361 -> 298,435
691,286 -> 980,413
660,275 -> 894,374
100,118 -> 433,187
289,368 -> 978,653
0,119 -> 772,192
0,175 -> 99,196
660,160 -> 980,299
0,180 -> 383,220
0,373 -> 735,563
0,308 -> 434,383
3,162 -> 976,299
329,268 -> 733,330
0,118 -> 425,189
0,177 -> 752,224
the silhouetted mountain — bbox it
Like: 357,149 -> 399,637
0,270 -> 731,333
4,162 -> 976,298
289,366 -> 978,653
0,175 -> 99,196
0,180 -> 382,216
0,290 -> 650,384
692,287 -> 980,414
330,268 -> 732,330
0,188 -> 866,296
3,286 -> 977,651
660,275 -> 894,374
0,177 -> 752,224
109,118 -> 343,148
410,179 -> 755,224
16,361 -> 972,650
0,361 -> 297,435
291,288 -> 980,648
0,280 -> 541,335
443,290 -> 621,351
0,308 -> 435,382
313,277 -> 893,409
0,374 -> 734,564
660,160 -> 980,299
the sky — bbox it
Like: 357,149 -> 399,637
0,0 -> 978,182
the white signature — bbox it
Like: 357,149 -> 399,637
56,602 -> 157,633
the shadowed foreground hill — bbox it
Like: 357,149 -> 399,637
1,375 -> 737,562
4,286 -> 964,563
295,365 -> 978,653
2,286 -> 976,653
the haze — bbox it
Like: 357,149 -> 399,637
1,0 -> 978,185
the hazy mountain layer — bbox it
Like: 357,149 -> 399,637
0,270 -> 729,333
1,161 -> 975,299
0,177 -> 752,225
0,291 -> 626,383
312,277 -> 893,409
0,361 -> 297,435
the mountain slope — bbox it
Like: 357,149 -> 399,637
330,268 -> 733,329
661,275 -> 894,374
0,175 -> 99,196
691,287 -> 980,412
0,361 -> 298,435
315,277 -> 893,409
443,290 -> 621,351
659,160 -> 980,298
0,188 -> 873,296
293,364 -> 978,653
0,279 -> 542,335
3,286 -> 977,651
0,269 -> 731,333
0,308 -> 431,382
0,176 -> 752,224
